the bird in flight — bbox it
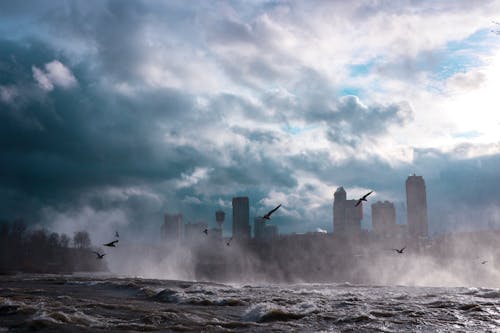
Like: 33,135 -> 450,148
92,251 -> 106,259
203,228 -> 208,235
392,247 -> 406,254
226,237 -> 233,246
261,204 -> 282,220
481,260 -> 488,265
355,191 -> 373,207
115,231 -> 119,238
103,240 -> 119,247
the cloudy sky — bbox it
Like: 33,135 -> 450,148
1,0 -> 500,241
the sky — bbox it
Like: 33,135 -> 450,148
1,0 -> 500,242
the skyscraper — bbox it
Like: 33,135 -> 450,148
232,197 -> 250,240
406,174 -> 429,240
333,186 -> 362,236
371,201 -> 396,238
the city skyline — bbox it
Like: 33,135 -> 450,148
163,174 -> 431,241
1,2 -> 500,245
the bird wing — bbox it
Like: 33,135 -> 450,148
401,247 -> 406,252
355,199 -> 362,207
262,204 -> 281,218
267,204 -> 282,216
362,191 -> 373,200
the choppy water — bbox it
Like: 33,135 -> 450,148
1,274 -> 499,332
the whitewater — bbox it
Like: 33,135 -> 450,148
1,274 -> 499,332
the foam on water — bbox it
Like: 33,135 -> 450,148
1,275 -> 499,332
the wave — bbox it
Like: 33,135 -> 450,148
243,301 -> 317,322
152,287 -> 247,306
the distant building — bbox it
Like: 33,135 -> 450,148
406,174 -> 429,240
254,217 -> 279,242
184,222 -> 208,243
161,213 -> 183,242
232,197 -> 250,240
254,217 -> 265,240
333,186 -> 362,237
262,224 -> 279,241
371,201 -> 396,238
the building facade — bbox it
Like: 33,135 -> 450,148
406,174 -> 429,240
333,186 -> 362,237
232,197 -> 251,240
371,201 -> 396,238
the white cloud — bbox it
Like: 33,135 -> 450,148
32,60 -> 77,91
176,167 -> 213,189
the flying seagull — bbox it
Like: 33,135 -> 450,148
392,247 -> 406,254
92,251 -> 106,259
261,204 -> 282,220
355,191 -> 373,207
115,231 -> 119,238
103,240 -> 119,247
226,237 -> 233,246
203,228 -> 208,235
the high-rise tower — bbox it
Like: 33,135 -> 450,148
232,197 -> 250,240
333,186 -> 347,234
371,201 -> 396,238
406,174 -> 429,240
333,186 -> 362,236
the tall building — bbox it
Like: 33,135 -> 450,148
371,201 -> 396,238
161,213 -> 183,242
333,186 -> 362,236
232,197 -> 250,240
406,174 -> 429,240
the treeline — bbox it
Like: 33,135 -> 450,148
0,219 -> 107,274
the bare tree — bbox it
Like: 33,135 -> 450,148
48,233 -> 60,248
60,234 -> 70,248
73,231 -> 91,249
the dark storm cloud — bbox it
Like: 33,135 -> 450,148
0,38 -> 207,217
1,0 -> 498,239
0,33 -> 297,227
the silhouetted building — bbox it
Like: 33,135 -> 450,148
371,201 -> 396,238
406,174 -> 429,241
333,186 -> 362,237
161,213 -> 183,242
232,197 -> 250,240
